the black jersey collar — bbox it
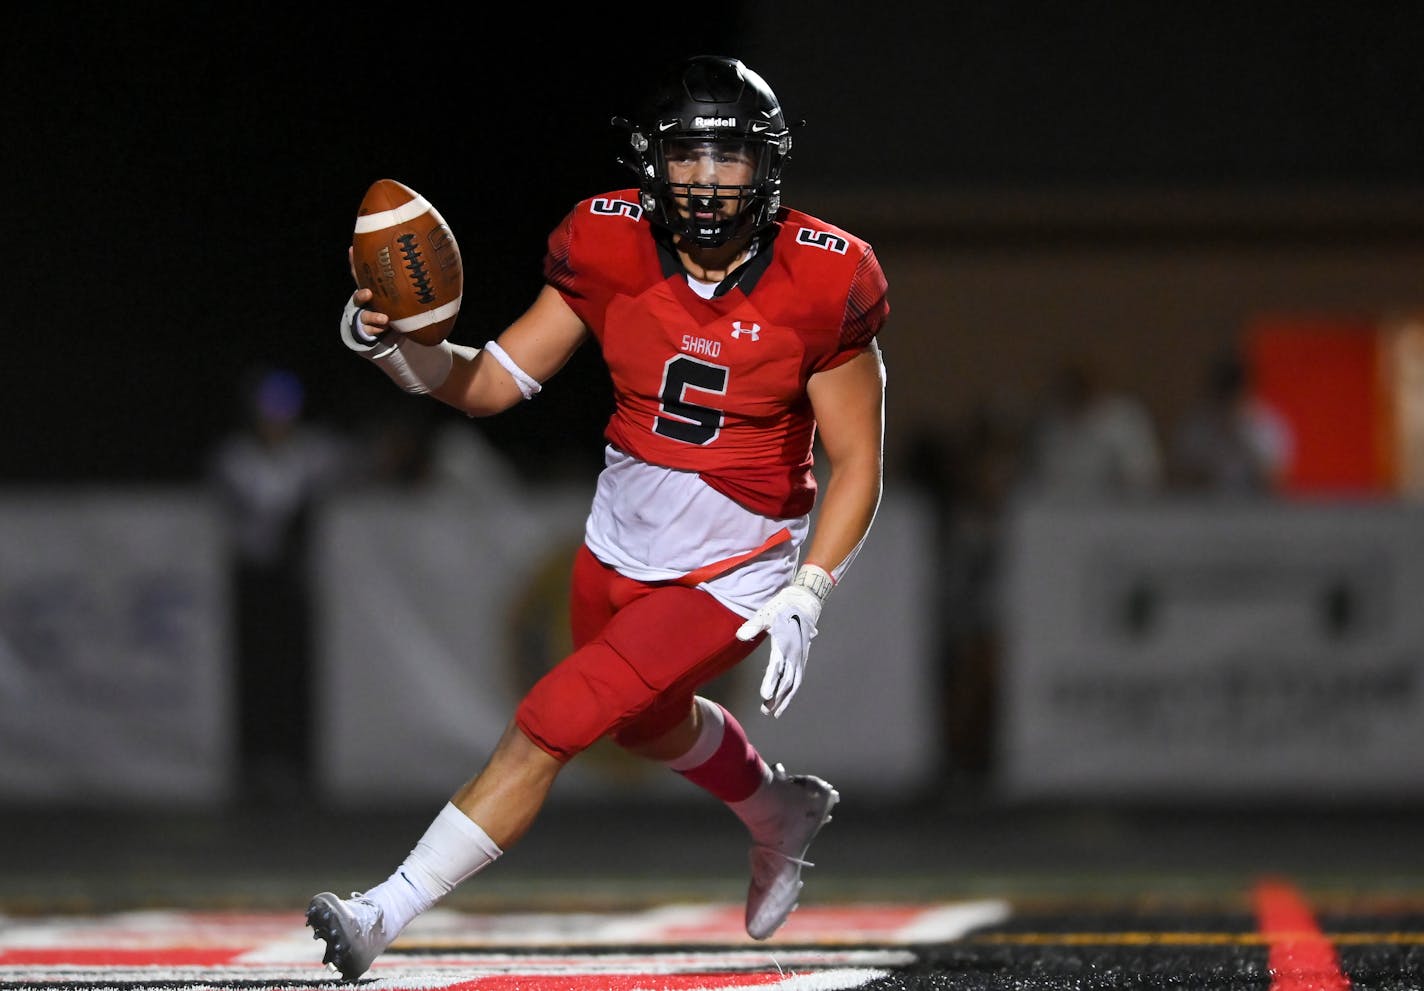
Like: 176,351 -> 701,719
656,227 -> 776,298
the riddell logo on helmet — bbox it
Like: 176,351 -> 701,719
694,116 -> 737,128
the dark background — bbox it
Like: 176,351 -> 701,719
11,3 -> 1424,486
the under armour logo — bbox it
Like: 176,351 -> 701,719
730,321 -> 761,341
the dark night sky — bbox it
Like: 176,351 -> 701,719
11,4 -> 1424,485
11,8 -> 738,484
749,4 -> 1424,189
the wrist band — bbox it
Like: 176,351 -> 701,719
793,564 -> 834,602
483,339 -> 542,400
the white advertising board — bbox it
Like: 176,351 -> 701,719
999,498 -> 1424,802
313,485 -> 939,807
0,490 -> 233,803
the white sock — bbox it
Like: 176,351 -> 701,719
726,763 -> 779,841
362,802 -> 503,937
663,697 -> 725,772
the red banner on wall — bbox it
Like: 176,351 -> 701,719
1245,314 -> 1391,496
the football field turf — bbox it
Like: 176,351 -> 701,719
4,797 -> 1423,989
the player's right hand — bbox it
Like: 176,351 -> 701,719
343,248 -> 391,339
340,289 -> 390,351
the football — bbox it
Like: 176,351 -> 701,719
351,179 -> 463,346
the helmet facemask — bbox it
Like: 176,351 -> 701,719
618,56 -> 793,250
645,137 -> 782,248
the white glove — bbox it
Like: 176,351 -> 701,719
736,564 -> 834,718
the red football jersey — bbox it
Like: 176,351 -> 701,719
543,189 -> 889,519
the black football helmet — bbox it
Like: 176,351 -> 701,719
617,55 -> 793,248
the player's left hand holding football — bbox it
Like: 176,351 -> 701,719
736,564 -> 834,718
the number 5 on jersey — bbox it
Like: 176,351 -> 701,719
655,355 -> 728,445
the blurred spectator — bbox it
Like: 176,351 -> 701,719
1168,348 -> 1294,496
901,396 -> 1029,787
942,399 -> 1028,782
206,366 -> 359,804
361,402 -> 440,487
1018,357 -> 1163,501
428,418 -> 527,502
355,398 -> 525,502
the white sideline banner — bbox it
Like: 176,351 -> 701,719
313,486 -> 939,806
0,491 -> 232,803
999,498 -> 1424,801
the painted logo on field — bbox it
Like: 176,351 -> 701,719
0,903 -> 1016,988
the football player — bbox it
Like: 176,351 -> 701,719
309,54 -> 889,981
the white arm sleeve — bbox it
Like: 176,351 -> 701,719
826,531 -> 871,585
341,293 -> 471,395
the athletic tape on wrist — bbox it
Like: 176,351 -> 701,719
339,294 -> 453,394
793,563 -> 834,602
340,294 -> 382,353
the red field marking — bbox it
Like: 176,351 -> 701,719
0,948 -> 243,967
1253,877 -> 1351,991
434,974 -> 806,990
